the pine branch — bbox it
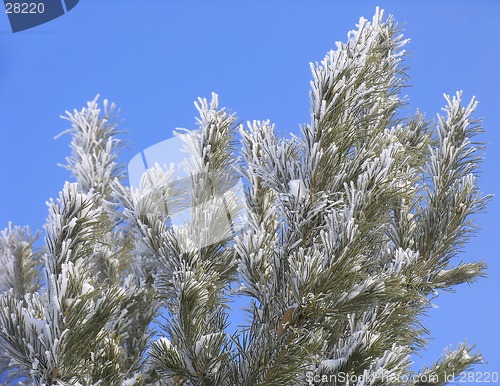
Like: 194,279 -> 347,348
0,7 -> 491,386
0,224 -> 42,299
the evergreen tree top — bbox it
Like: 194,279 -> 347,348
0,8 -> 490,386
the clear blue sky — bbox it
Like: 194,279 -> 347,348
0,0 -> 498,379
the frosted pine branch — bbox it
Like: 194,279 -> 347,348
0,8 -> 491,386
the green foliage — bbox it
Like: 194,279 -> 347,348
0,8 -> 490,386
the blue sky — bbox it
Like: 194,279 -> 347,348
0,0 -> 498,379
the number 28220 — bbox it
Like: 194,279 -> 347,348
5,3 -> 45,14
